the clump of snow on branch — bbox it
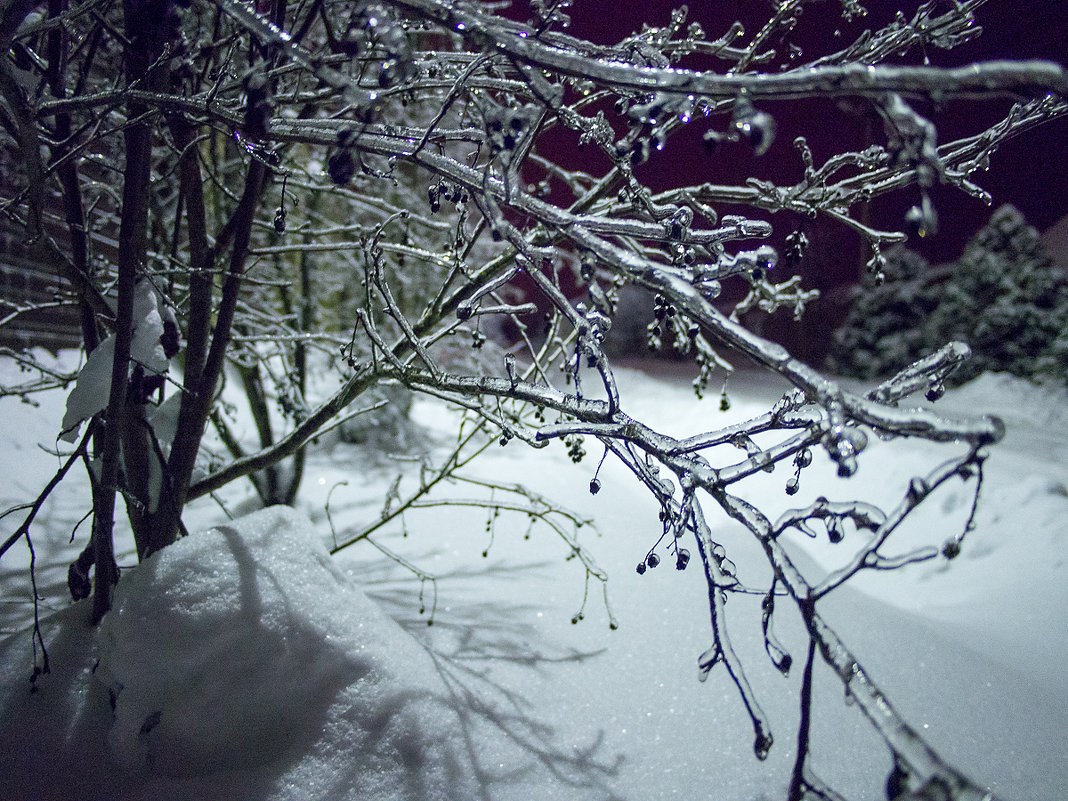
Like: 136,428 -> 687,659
59,282 -> 172,443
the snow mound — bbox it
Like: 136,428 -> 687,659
3,507 -> 480,800
100,506 -> 478,798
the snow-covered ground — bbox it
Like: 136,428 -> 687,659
1,353 -> 1066,800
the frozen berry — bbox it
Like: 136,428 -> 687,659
905,203 -> 937,239
327,149 -> 355,186
736,110 -> 775,154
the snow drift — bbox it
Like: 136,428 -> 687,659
1,506 -> 479,801
2,365 -> 1067,801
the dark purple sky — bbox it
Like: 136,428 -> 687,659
532,0 -> 1067,251
511,2 -> 1068,357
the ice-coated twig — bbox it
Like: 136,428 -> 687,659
713,486 -> 1005,800
390,0 -> 1067,99
691,500 -> 773,760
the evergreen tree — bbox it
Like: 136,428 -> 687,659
831,205 -> 1068,387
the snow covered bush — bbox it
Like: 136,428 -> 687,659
1,1 -> 1066,798
930,205 -> 1068,385
827,245 -> 943,381
830,205 -> 1068,387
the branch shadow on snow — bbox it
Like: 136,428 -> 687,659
358,553 -> 627,801
0,488 -> 139,638
2,506 -> 625,800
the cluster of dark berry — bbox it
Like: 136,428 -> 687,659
645,293 -> 677,352
485,108 -> 529,155
427,179 -> 469,213
635,546 -> 690,575
781,230 -> 809,271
